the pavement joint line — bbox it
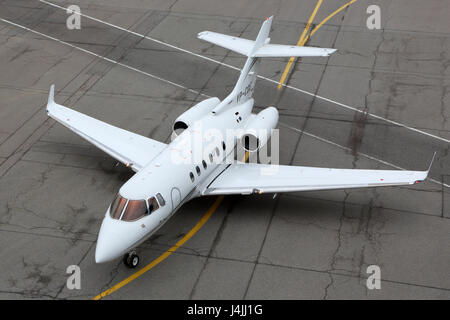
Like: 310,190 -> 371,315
38,0 -> 450,144
0,18 -> 447,190
255,260 -> 450,293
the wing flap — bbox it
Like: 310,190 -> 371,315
203,163 -> 429,195
46,86 -> 166,171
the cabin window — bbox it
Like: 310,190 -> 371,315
190,172 -> 195,182
156,193 -> 166,206
110,194 -> 127,219
202,160 -> 207,169
215,147 -> 220,156
147,197 -> 160,214
222,141 -> 226,150
196,166 -> 201,176
209,153 -> 213,163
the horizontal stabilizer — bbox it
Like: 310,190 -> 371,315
197,31 -> 336,57
253,44 -> 336,57
198,31 -> 254,56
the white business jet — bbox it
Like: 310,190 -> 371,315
46,16 -> 433,268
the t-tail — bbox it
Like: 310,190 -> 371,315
198,16 -> 337,114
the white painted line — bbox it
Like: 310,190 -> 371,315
1,18 -> 446,189
279,122 -> 449,188
0,18 -> 208,98
39,0 -> 450,144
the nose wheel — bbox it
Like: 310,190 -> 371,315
123,251 -> 139,268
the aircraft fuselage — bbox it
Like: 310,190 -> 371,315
95,98 -> 256,263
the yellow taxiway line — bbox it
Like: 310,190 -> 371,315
306,0 -> 358,42
277,0 -> 323,90
277,0 -> 358,90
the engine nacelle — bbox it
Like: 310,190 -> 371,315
173,97 -> 220,136
240,107 -> 279,152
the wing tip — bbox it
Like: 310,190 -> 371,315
323,48 -> 338,56
197,31 -> 211,39
46,84 -> 56,114
427,151 -> 437,173
414,152 -> 437,184
48,84 -> 55,104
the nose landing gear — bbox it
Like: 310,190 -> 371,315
123,251 -> 139,268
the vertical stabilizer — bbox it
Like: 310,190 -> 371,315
251,16 -> 273,56
210,17 -> 274,114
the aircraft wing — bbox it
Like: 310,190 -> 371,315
203,162 -> 432,195
46,85 -> 166,172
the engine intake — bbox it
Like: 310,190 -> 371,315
172,97 -> 220,137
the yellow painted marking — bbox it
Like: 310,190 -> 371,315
277,0 -> 323,90
277,0 -> 359,90
305,0 -> 358,42
93,152 -> 249,300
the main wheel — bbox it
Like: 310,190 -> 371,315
124,252 -> 139,268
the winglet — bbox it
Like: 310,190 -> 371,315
427,151 -> 436,173
251,15 -> 273,56
47,84 -> 55,106
414,152 -> 436,184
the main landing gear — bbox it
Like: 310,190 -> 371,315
123,251 -> 140,268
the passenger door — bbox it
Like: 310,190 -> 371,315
170,187 -> 182,211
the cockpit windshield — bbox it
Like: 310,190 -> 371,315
109,194 -> 161,221
121,200 -> 148,221
110,194 -> 127,219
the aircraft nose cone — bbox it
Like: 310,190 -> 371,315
95,224 -> 120,263
95,216 -> 135,264
95,243 -> 112,264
